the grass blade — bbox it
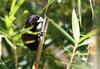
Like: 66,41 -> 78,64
72,9 -> 80,43
78,0 -> 82,27
89,0 -> 94,19
48,18 -> 74,43
79,30 -> 96,43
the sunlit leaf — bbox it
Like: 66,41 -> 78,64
9,0 -> 25,16
79,30 -> 96,43
72,9 -> 80,43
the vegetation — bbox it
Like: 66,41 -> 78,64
0,0 -> 99,69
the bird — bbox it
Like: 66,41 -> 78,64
21,15 -> 44,51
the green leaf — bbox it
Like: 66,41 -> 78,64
9,0 -> 25,16
48,18 -> 74,43
89,0 -> 94,19
79,30 -> 96,43
78,0 -> 82,27
9,0 -> 16,16
40,0 -> 55,14
5,37 -> 14,48
72,9 -> 80,43
0,27 -> 9,37
0,60 -> 9,69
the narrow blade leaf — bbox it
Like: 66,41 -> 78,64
72,9 -> 80,42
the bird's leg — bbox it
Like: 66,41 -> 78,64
38,32 -> 45,37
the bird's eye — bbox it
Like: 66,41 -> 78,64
36,16 -> 39,20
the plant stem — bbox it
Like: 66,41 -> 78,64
13,46 -> 18,68
66,43 -> 78,69
0,35 -> 5,59
33,17 -> 48,69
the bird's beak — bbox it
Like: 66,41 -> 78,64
37,17 -> 44,23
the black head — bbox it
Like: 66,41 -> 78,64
25,15 -> 44,28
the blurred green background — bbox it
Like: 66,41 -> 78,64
0,0 -> 99,69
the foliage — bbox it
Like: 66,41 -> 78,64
0,0 -> 99,69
